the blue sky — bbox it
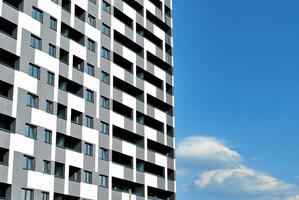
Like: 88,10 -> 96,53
173,0 -> 299,199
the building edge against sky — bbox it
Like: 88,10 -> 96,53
0,0 -> 175,199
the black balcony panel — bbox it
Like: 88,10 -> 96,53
113,125 -> 144,147
0,80 -> 13,100
147,94 -> 172,115
0,17 -> 18,39
147,51 -> 172,74
112,177 -> 144,196
59,76 -> 83,97
137,23 -> 162,48
137,112 -> 164,133
3,0 -> 23,11
112,151 -> 133,168
112,100 -> 133,119
113,8 -> 133,28
61,22 -> 85,45
0,113 -> 15,132
148,186 -> 175,200
113,52 -> 133,73
137,67 -> 163,90
122,0 -> 143,14
0,48 -> 20,70
147,139 -> 174,158
113,76 -> 143,101
114,30 -> 143,56
146,10 -> 170,32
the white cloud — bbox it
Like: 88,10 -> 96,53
177,136 -> 241,169
286,195 -> 299,200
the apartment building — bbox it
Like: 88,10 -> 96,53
0,0 -> 175,199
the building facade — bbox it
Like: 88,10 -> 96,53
0,0 -> 175,199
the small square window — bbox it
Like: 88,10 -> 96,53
101,47 -> 110,60
32,7 -> 43,22
87,63 -> 95,76
84,170 -> 92,184
99,147 -> 109,160
100,71 -> 110,84
87,39 -> 95,52
102,1 -> 111,13
46,100 -> 54,114
47,71 -> 55,86
23,155 -> 35,170
85,115 -> 94,128
99,174 -> 108,187
25,123 -> 37,139
85,143 -> 93,156
100,96 -> 109,109
43,160 -> 51,174
30,35 -> 42,50
102,23 -> 110,37
85,89 -> 94,103
88,14 -> 96,27
29,63 -> 40,79
49,17 -> 57,31
48,44 -> 56,57
44,129 -> 52,144
100,121 -> 109,135
27,93 -> 39,108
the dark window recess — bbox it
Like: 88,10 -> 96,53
74,5 -> 85,21
168,168 -> 175,181
136,112 -> 164,133
0,183 -> 11,200
136,24 -> 162,48
54,162 -> 65,178
112,151 -> 133,168
146,10 -> 171,33
71,109 -> 83,125
0,17 -> 17,39
0,147 -> 9,165
122,0 -> 143,15
113,125 -> 144,148
136,67 -> 163,90
148,186 -> 175,200
147,51 -> 172,75
0,113 -> 15,132
69,166 -> 81,182
113,53 -> 133,73
112,177 -> 144,196
166,83 -> 173,95
0,80 -> 13,100
59,76 -> 83,97
148,139 -> 174,158
54,193 -> 80,200
137,159 -> 164,177
114,30 -> 143,56
61,22 -> 85,46
165,43 -> 172,56
147,94 -> 173,115
113,7 -> 133,28
113,100 -> 133,119
165,5 -> 172,17
59,48 -> 69,64
148,0 -> 162,10
167,125 -> 174,137
0,48 -> 20,70
57,103 -> 67,119
73,55 -> 84,72
113,76 -> 143,101
56,133 -> 82,153
62,0 -> 71,12
3,0 -> 23,11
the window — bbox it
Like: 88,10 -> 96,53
99,148 -> 109,160
85,115 -> 93,128
49,17 -> 57,31
100,71 -> 110,84
25,123 -> 37,139
28,63 -> 40,79
43,160 -> 51,174
102,1 -> 111,13
54,162 -> 64,178
100,96 -> 109,109
57,104 -> 67,119
51,0 -> 58,4
84,171 -> 92,184
85,89 -> 94,103
23,155 -> 35,170
48,44 -> 56,57
89,0 -> 96,4
44,130 -> 52,144
27,93 -> 39,108
32,7 -> 43,22
99,175 -> 108,187
42,192 -> 49,200
85,143 -> 93,156
59,48 -> 69,64
100,121 -> 109,135
87,63 -> 95,76
101,47 -> 110,60
46,100 -> 54,114
22,189 -> 33,200
30,35 -> 42,50
88,14 -> 96,27
101,23 -> 110,37
62,0 -> 71,12
87,39 -> 95,52
47,71 -> 55,86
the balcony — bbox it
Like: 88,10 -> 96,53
59,76 -> 83,98
0,80 -> 13,100
113,125 -> 144,148
122,0 -> 143,15
114,7 -> 133,29
0,48 -> 20,70
71,109 -> 83,125
3,0 -> 23,11
148,186 -> 175,200
73,55 -> 84,72
113,76 -> 143,101
137,23 -> 162,49
56,133 -> 82,153
0,17 -> 17,39
112,151 -> 133,168
147,51 -> 172,75
0,113 -> 15,133
137,112 -> 164,133
113,52 -> 133,73
61,22 -> 85,46
147,94 -> 173,116
147,139 -> 174,159
146,10 -> 171,33
112,100 -> 133,119
112,177 -> 144,196
75,5 -> 85,22
54,193 -> 79,200
69,166 -> 81,182
0,183 -> 11,200
114,30 -> 143,56
137,66 -> 163,90
137,159 -> 164,177
0,147 -> 9,165
148,0 -> 162,10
